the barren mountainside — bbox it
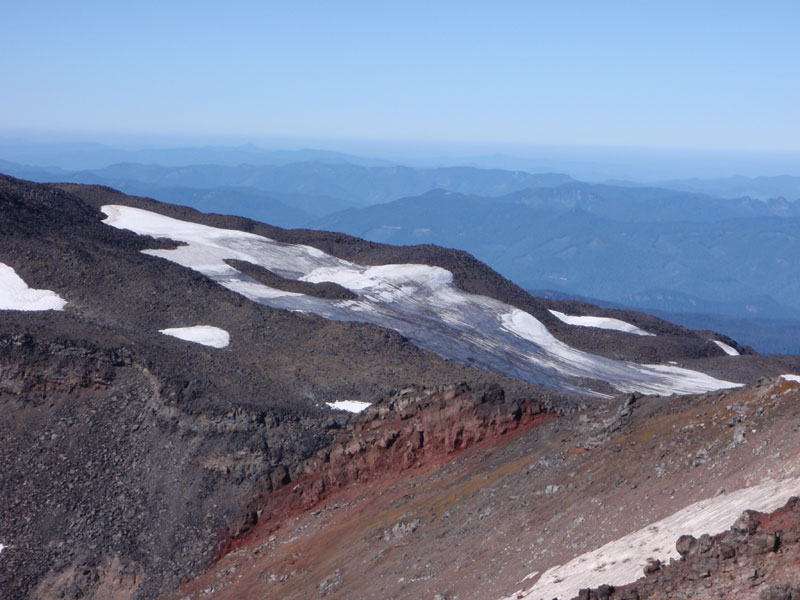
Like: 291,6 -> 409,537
1,174 -> 800,600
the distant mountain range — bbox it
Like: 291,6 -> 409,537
507,181 -> 800,220
3,156 -> 798,220
0,157 -> 572,205
0,141 -> 392,170
315,189 -> 800,305
655,174 -> 800,201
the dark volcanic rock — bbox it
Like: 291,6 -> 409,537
676,533 -> 698,557
2,174 -> 793,599
0,332 -> 343,599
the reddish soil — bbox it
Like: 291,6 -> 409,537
213,383 -> 555,563
168,376 -> 800,600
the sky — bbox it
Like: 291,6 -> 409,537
2,1 -> 800,154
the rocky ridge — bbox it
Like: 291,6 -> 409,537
170,376 -> 800,600
219,383 -> 556,555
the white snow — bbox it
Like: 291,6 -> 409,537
549,309 -> 654,336
303,262 -> 454,291
0,543 -> 6,554
781,374 -> 800,383
713,340 -> 740,356
502,477 -> 800,600
501,310 -> 739,397
325,400 -> 372,413
0,262 -> 66,311
158,325 -> 230,348
101,205 -> 741,397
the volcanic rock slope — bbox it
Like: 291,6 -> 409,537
1,174 -> 798,600
172,377 -> 800,600
0,177 -> 542,599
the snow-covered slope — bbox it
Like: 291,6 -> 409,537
101,205 -> 740,397
713,340 -> 740,356
549,309 -> 654,336
159,325 -> 230,348
0,262 -> 66,311
504,477 -> 800,600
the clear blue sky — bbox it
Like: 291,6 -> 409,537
2,0 -> 799,152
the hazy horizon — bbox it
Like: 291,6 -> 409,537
3,133 -> 800,181
4,1 -> 799,167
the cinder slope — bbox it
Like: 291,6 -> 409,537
169,376 -> 800,600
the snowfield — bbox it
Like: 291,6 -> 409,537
503,477 -> 800,600
102,205 -> 741,397
501,310 -> 739,396
713,340 -> 740,356
0,262 -> 66,311
159,325 -> 230,348
549,309 -> 654,336
782,374 -> 800,383
325,400 -> 372,413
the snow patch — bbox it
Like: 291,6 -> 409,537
326,400 -> 372,413
0,263 -> 66,311
503,477 -> 800,600
303,263 -> 454,291
0,543 -> 7,554
781,374 -> 800,383
713,340 -> 740,356
501,310 -> 739,396
549,309 -> 654,336
159,326 -> 230,348
101,205 -> 741,397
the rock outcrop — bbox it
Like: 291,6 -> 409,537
219,383 -> 555,554
573,497 -> 800,600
